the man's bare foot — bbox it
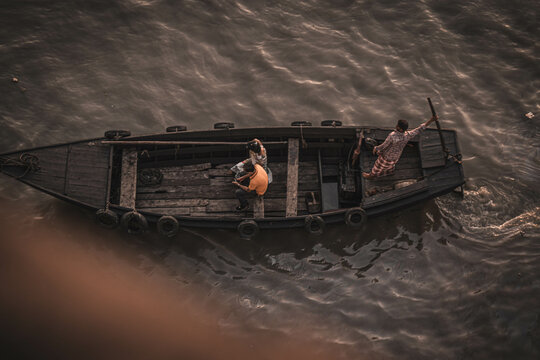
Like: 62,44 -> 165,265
362,172 -> 373,179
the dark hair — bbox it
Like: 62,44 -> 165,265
247,140 -> 261,153
397,119 -> 408,131
243,160 -> 255,173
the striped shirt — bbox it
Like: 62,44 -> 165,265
374,124 -> 426,162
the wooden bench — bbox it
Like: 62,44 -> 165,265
253,196 -> 264,218
286,138 -> 299,217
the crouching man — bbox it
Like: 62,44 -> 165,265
232,160 -> 268,211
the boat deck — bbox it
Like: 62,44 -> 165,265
135,161 -> 321,218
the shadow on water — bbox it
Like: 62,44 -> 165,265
176,198 -> 451,274
2,181 -> 539,360
0,196 -> 386,360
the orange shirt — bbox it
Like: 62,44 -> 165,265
248,164 -> 268,195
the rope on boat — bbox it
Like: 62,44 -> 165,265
0,153 -> 40,178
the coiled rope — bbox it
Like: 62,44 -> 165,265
0,153 -> 40,178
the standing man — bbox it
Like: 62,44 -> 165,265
232,160 -> 268,211
362,115 -> 438,179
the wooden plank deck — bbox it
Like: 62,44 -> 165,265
419,130 -> 457,168
64,143 -> 109,207
135,158 -> 319,217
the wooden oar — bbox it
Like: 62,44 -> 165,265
427,97 -> 449,161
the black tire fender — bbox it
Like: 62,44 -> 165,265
121,211 -> 148,234
166,125 -> 187,132
104,130 -> 131,139
157,215 -> 179,238
214,122 -> 235,129
96,208 -> 119,229
304,215 -> 325,235
291,121 -> 312,127
237,219 -> 259,239
321,120 -> 342,127
345,208 -> 367,227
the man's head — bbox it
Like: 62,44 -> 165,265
243,160 -> 255,173
396,119 -> 408,132
247,140 -> 261,153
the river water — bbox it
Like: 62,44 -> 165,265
0,1 -> 539,359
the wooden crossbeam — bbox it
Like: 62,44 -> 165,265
119,148 -> 138,209
102,140 -> 287,146
285,138 -> 299,217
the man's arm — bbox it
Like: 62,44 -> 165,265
232,180 -> 251,192
407,115 -> 438,139
236,173 -> 250,182
424,115 -> 438,127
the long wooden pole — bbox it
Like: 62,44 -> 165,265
101,140 -> 287,146
427,97 -> 449,161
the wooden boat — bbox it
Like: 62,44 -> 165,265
0,119 -> 464,238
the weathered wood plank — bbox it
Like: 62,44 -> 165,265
159,163 -> 212,172
363,180 -> 429,208
137,184 -> 235,196
159,171 -> 210,181
119,148 -> 138,209
102,140 -> 287,146
286,138 -> 299,217
421,131 -> 455,144
33,159 -> 70,173
421,158 -> 446,168
208,168 -> 232,177
127,127 -> 356,142
215,163 -> 236,169
65,184 -> 106,198
33,146 -> 69,155
66,179 -> 107,190
66,193 -> 106,207
207,198 -> 306,213
209,173 -> 315,186
421,139 -> 456,148
253,196 -> 264,218
24,175 -> 65,193
189,211 -> 244,218
72,142 -> 109,151
158,178 -> 211,187
136,182 -> 318,201
136,198 -> 209,208
66,166 -> 110,178
138,207 -> 191,215
68,146 -> 110,161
